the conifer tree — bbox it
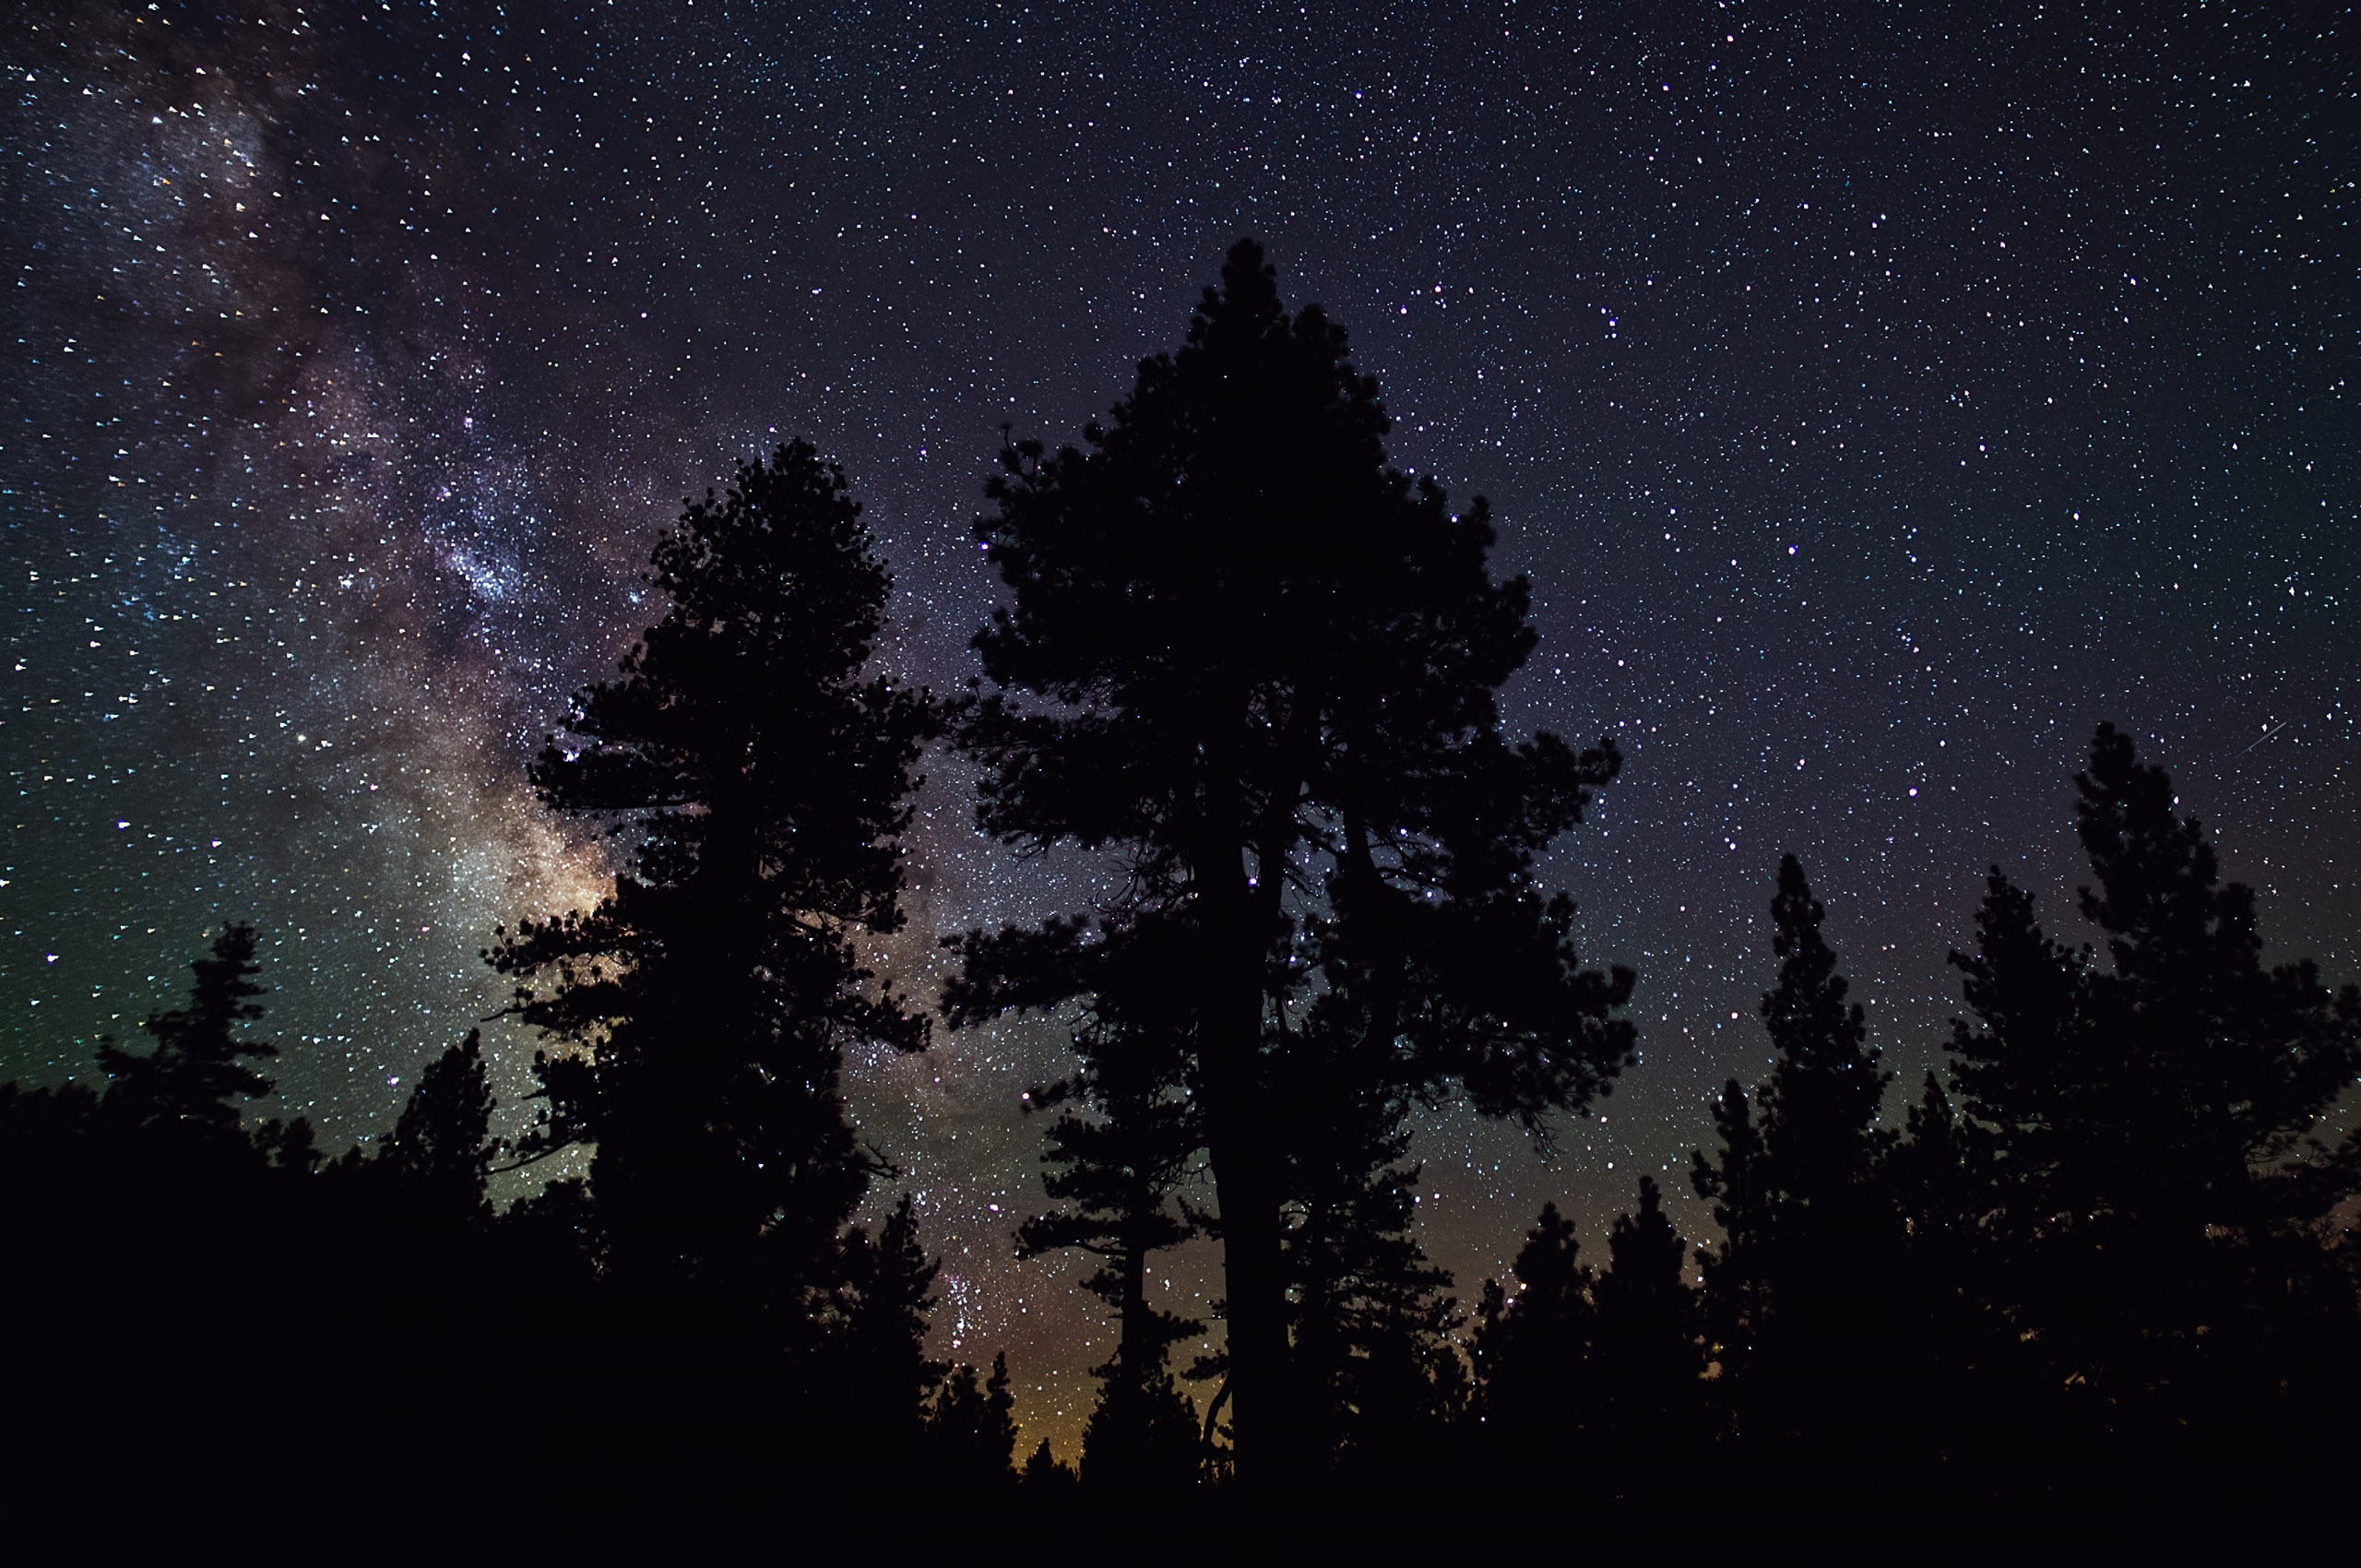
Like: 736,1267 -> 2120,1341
490,442 -> 935,1302
925,1351 -> 1021,1484
1003,960 -> 1207,1488
1022,1436 -> 1079,1491
1947,868 -> 2095,1217
1589,1176 -> 1704,1460
1475,1201 -> 1593,1466
1689,1077 -> 1763,1400
1274,1016 -> 1465,1475
2069,724 -> 2361,1251
99,922 -> 278,1139
952,236 -> 1634,1480
1691,855 -> 1893,1452
371,1030 -> 498,1221
830,1194 -> 943,1455
1940,725 -> 2361,1437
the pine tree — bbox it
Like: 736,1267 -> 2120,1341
1689,1076 -> 1763,1403
1274,1012 -> 1465,1477
371,1030 -> 498,1222
1475,1201 -> 1593,1467
2070,724 -> 2361,1251
1940,725 -> 2361,1444
1691,855 -> 1893,1454
828,1193 -> 943,1457
490,442 -> 936,1303
924,1350 -> 1021,1485
1003,957 -> 1207,1489
1022,1436 -> 1079,1491
952,236 -> 1634,1480
99,922 -> 278,1141
1948,866 -> 2096,1218
1590,1176 -> 1703,1461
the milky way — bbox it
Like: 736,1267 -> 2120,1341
6,1 -> 2353,1450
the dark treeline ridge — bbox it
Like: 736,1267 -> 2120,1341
6,242 -> 2356,1524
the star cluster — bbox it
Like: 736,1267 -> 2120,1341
5,0 -> 2353,1451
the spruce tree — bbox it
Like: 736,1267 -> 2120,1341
953,236 -> 1634,1480
830,1194 -> 943,1457
1274,1009 -> 1465,1476
1022,1435 -> 1079,1491
490,441 -> 935,1303
2070,723 -> 2361,1250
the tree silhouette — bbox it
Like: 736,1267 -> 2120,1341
1022,1436 -> 1079,1491
1475,1200 -> 1594,1466
1692,854 -> 1893,1454
925,1350 -> 1021,1485
365,1029 -> 498,1222
994,935 -> 1208,1488
1589,1176 -> 1705,1462
490,441 -> 936,1305
1273,1010 -> 1465,1476
1479,1177 -> 1702,1473
98,921 -> 278,1139
1937,723 -> 2361,1450
829,1193 -> 943,1457
953,236 -> 1633,1480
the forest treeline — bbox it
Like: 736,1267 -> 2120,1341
5,242 -> 2356,1511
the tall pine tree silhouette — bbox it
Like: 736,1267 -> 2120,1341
1590,1176 -> 1705,1462
1474,1200 -> 1594,1466
1692,855 -> 1893,1455
953,237 -> 1634,1481
490,441 -> 936,1307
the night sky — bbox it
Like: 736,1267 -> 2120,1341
6,0 -> 2353,1451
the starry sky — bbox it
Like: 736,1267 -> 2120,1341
5,0 -> 2354,1452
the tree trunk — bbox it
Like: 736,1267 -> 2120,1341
1193,793 -> 1296,1487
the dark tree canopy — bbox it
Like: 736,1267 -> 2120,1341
952,236 -> 1634,1481
491,441 -> 936,1298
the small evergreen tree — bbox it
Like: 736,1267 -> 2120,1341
829,1194 -> 943,1457
1275,1029 -> 1465,1476
925,1351 -> 1020,1484
989,919 -> 1206,1488
99,922 -> 277,1139
1021,1435 -> 1079,1491
371,1030 -> 498,1221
